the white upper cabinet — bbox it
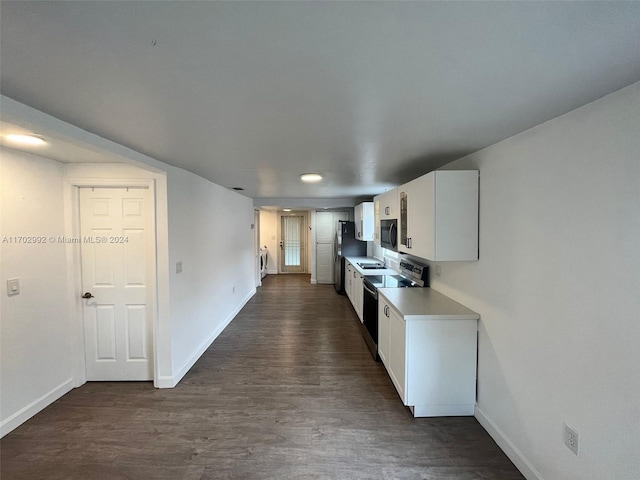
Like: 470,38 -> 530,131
376,188 -> 399,220
399,170 -> 478,261
354,202 -> 374,241
373,198 -> 381,245
374,188 -> 399,245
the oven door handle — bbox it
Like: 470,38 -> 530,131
363,283 -> 378,298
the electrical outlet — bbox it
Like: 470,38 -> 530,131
7,278 -> 20,296
435,265 -> 442,277
176,261 -> 183,274
564,423 -> 579,455
232,286 -> 235,294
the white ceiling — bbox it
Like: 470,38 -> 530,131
2,1 -> 639,202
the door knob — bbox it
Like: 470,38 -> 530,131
82,292 -> 94,299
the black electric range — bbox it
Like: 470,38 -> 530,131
362,259 -> 429,360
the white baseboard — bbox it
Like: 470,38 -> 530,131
267,269 -> 278,275
155,376 -> 176,389
411,403 -> 475,417
1,378 -> 74,438
475,405 -> 544,480
162,288 -> 256,388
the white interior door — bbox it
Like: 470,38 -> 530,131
79,187 -> 153,381
316,211 -> 348,284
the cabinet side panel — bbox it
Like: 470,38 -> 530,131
434,171 -> 479,261
406,319 -> 477,407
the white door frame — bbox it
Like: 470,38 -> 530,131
277,210 -> 309,273
64,178 -> 159,387
254,209 -> 261,287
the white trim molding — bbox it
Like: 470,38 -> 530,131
1,379 -> 74,438
475,405 -> 544,480
63,176 -> 166,387
160,288 -> 256,388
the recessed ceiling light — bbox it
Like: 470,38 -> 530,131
300,173 -> 322,183
5,133 -> 46,146
283,208 -> 292,212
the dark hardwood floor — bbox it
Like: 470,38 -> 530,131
1,274 -> 524,480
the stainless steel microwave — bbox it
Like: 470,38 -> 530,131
380,219 -> 398,251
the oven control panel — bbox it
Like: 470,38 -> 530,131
399,259 -> 429,286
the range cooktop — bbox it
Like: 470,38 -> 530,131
364,275 -> 418,288
362,258 -> 429,289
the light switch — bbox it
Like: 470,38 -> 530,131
7,278 -> 20,296
176,261 -> 183,274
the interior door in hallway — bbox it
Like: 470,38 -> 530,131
316,211 -> 348,284
79,187 -> 153,381
279,212 -> 307,273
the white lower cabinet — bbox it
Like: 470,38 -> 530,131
378,290 -> 478,417
345,262 -> 353,301
387,306 -> 406,401
353,271 -> 363,322
378,303 -> 390,366
379,299 -> 406,399
345,260 -> 364,322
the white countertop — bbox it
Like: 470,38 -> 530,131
378,287 -> 479,320
344,256 -> 396,276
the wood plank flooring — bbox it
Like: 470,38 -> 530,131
1,274 -> 524,480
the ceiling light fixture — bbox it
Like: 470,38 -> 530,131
300,173 -> 322,183
283,208 -> 292,212
5,133 -> 46,146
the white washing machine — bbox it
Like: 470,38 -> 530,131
259,247 -> 268,278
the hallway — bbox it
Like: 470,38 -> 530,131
1,274 -> 524,479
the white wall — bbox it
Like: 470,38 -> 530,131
166,166 -> 255,381
1,97 -> 259,436
431,82 -> 640,480
259,210 -> 278,274
63,160 -> 257,388
0,148 -> 74,435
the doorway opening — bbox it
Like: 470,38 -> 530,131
66,178 -> 160,386
278,211 -> 309,273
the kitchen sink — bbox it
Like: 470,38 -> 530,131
357,262 -> 386,270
